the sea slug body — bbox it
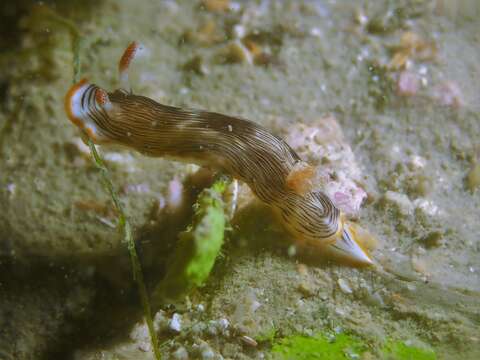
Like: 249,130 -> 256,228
65,42 -> 373,266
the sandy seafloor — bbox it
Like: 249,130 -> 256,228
0,0 -> 479,359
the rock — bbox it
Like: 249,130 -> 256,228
172,346 -> 189,360
169,313 -> 182,333
397,71 -> 420,97
297,281 -> 316,297
153,310 -> 169,332
207,318 -> 230,336
285,116 -> 367,217
240,335 -> 258,347
337,278 -> 353,294
193,340 -> 218,360
129,323 -> 151,352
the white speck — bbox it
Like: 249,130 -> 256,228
167,178 -> 184,210
233,24 -> 246,39
123,183 -> 151,194
161,0 -> 179,14
260,97 -> 271,106
310,27 -> 322,37
218,318 -> 229,331
102,152 -> 135,167
409,155 -> 426,169
335,308 -> 347,317
6,183 -> 16,196
357,13 -> 368,25
179,87 -> 190,95
130,43 -> 150,61
357,47 -> 370,63
418,65 -> 428,75
169,313 -> 182,333
240,335 -> 258,347
126,131 -> 132,137
320,84 -> 327,92
196,303 -> 205,312
337,278 -> 353,294
469,266 -> 475,273
230,2 -> 242,12
96,216 -> 116,228
227,124 -> 233,132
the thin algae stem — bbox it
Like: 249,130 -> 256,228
87,140 -> 161,360
63,14 -> 161,358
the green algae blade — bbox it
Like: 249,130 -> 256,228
154,177 -> 229,303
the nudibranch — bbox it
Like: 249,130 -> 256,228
65,42 -> 373,266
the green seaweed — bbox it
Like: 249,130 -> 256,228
153,177 -> 229,303
382,341 -> 436,360
271,333 -> 366,360
271,333 -> 437,360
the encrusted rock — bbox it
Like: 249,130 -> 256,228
169,313 -> 183,333
285,116 -> 367,217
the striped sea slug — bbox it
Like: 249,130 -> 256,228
65,42 -> 373,266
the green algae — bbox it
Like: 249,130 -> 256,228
270,333 -> 437,360
271,333 -> 366,360
153,177 -> 229,303
382,341 -> 436,360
